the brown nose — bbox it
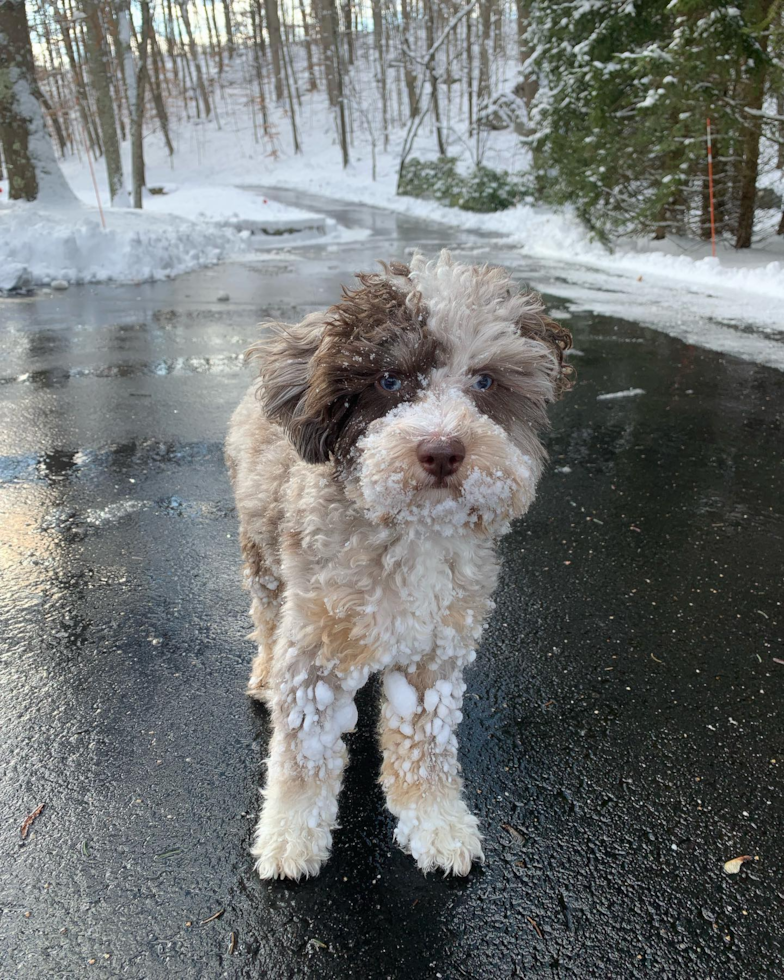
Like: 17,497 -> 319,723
417,437 -> 466,482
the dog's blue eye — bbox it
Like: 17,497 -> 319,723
472,374 -> 493,391
378,374 -> 402,392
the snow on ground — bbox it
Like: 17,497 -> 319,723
50,62 -> 781,345
139,184 -> 326,235
0,198 -> 244,289
253,154 -> 784,327
0,178 -> 349,289
2,37 -> 782,364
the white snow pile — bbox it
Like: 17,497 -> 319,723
0,183 -> 335,289
141,183 -> 327,235
0,199 -> 248,289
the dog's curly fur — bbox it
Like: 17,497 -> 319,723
226,250 -> 572,879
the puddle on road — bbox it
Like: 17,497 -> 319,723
1,439 -> 223,486
39,495 -> 235,539
2,353 -> 247,388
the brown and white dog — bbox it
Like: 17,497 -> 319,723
226,250 -> 572,880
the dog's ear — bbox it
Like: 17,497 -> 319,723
245,315 -> 333,464
515,297 -> 575,399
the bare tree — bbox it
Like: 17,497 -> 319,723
55,4 -> 102,156
397,0 -> 478,190
298,0 -> 318,92
370,0 -> 388,149
178,0 -> 212,116
0,0 -> 76,202
149,30 -> 175,155
314,0 -> 337,106
264,0 -> 285,101
119,0 -> 151,208
222,0 -> 234,58
425,0 -> 445,156
399,0 -> 419,119
341,0 -> 353,65
477,0 -> 492,106
327,0 -> 349,165
81,0 -> 127,205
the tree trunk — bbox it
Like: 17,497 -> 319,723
129,0 -> 151,207
81,0 -> 127,205
323,0 -> 348,165
222,0 -> 234,58
249,0 -> 270,133
466,9 -> 473,129
298,0 -> 318,91
57,6 -> 102,156
103,0 -> 129,140
477,0 -> 492,106
734,33 -> 770,246
341,0 -> 353,65
264,0 -> 285,102
179,0 -> 211,116
0,0 -> 76,202
149,33 -> 175,154
425,0 -> 446,156
370,0 -> 388,150
202,0 -> 216,58
399,0 -> 418,119
315,0 -> 338,107
515,0 -> 537,107
280,19 -> 301,152
209,0 -> 223,74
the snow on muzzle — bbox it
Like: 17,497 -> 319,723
349,390 -> 541,533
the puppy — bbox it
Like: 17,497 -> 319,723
225,250 -> 572,880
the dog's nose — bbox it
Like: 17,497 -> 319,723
417,437 -> 466,482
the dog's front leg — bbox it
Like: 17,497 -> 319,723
251,655 -> 366,880
380,664 -> 484,876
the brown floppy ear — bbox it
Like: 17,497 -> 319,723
245,314 -> 332,464
515,295 -> 575,399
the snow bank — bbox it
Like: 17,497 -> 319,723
140,183 -> 327,235
0,181 -> 343,288
0,200 -> 248,288
259,165 -> 784,311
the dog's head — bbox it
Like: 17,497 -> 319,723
249,251 -> 573,533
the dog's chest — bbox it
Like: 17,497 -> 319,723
365,532 -> 497,670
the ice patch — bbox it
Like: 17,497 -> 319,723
597,388 -> 646,401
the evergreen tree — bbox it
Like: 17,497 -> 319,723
527,0 -> 780,245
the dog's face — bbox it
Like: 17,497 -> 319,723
251,252 -> 572,533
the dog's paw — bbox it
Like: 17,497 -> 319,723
246,651 -> 272,702
250,806 -> 332,881
395,798 -> 484,876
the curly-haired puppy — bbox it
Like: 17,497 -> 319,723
226,250 -> 572,880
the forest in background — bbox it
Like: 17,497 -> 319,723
1,0 -> 783,248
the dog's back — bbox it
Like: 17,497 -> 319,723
225,379 -> 298,697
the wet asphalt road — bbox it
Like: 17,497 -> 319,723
1,195 -> 783,980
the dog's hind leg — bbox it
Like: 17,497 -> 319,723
240,531 -> 281,702
379,663 -> 484,876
